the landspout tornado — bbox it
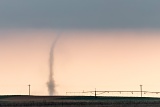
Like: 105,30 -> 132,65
47,35 -> 60,96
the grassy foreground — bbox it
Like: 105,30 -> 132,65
0,95 -> 160,107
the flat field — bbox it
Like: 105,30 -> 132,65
0,95 -> 160,107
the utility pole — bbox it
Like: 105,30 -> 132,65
28,84 -> 31,96
140,85 -> 142,97
95,88 -> 97,98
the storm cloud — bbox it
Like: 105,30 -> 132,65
0,0 -> 160,30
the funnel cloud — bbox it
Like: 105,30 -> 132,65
47,34 -> 60,96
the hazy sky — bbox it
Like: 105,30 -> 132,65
1,1 -> 160,97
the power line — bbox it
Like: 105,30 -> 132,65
66,85 -> 160,97
140,85 -> 143,97
28,84 -> 31,96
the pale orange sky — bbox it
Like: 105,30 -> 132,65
0,30 -> 160,97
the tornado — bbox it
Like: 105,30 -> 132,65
47,34 -> 60,96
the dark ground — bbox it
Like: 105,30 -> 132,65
1,95 -> 160,107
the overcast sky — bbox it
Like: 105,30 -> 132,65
0,0 -> 160,30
